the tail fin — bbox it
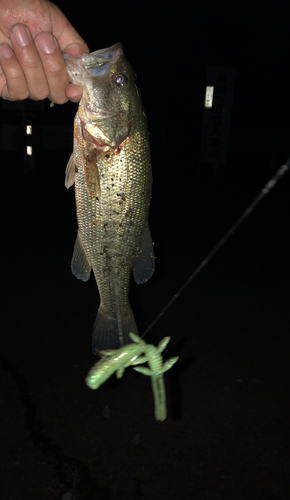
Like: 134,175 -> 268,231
92,307 -> 138,353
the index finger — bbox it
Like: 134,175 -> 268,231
47,4 -> 90,102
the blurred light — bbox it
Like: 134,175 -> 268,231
26,146 -> 33,155
204,86 -> 214,108
26,125 -> 32,135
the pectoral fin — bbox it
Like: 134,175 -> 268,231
71,232 -> 91,282
65,153 -> 75,189
85,123 -> 116,147
133,225 -> 155,284
83,149 -> 101,199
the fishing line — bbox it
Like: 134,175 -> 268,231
141,156 -> 290,339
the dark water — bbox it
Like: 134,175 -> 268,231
1,0 -> 290,497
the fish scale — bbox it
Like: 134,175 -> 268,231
65,43 -> 155,352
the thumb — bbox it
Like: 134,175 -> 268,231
49,4 -> 89,55
64,42 -> 89,101
63,42 -> 89,56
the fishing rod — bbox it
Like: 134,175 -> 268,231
141,156 -> 290,339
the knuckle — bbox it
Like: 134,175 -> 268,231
7,65 -> 23,81
17,90 -> 30,100
31,87 -> 50,100
38,87 -> 50,99
8,79 -> 29,100
7,88 -> 29,100
24,57 -> 40,72
53,96 -> 68,105
47,61 -> 65,78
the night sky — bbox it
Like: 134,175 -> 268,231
1,1 -> 290,499
53,0 -> 290,210
57,0 -> 290,133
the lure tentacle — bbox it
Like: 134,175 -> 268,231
157,336 -> 171,353
133,366 -> 151,376
162,356 -> 179,373
85,334 -> 178,421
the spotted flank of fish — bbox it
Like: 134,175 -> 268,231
64,43 -> 154,353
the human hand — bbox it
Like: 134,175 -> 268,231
0,0 -> 89,104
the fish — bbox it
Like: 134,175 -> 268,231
64,43 -> 155,353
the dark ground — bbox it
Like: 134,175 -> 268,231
1,0 -> 290,498
0,144 -> 290,500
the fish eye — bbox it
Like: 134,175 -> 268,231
114,73 -> 127,88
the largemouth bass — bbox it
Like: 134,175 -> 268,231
64,43 -> 154,353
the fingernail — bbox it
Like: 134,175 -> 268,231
36,33 -> 57,54
70,93 -> 82,102
0,43 -> 13,59
11,24 -> 30,47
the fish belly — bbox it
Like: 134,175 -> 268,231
72,113 -> 154,352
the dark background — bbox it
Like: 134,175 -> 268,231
1,0 -> 290,499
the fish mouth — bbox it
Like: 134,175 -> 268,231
82,43 -> 123,76
64,43 -> 123,86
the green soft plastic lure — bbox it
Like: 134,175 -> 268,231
86,333 -> 179,421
